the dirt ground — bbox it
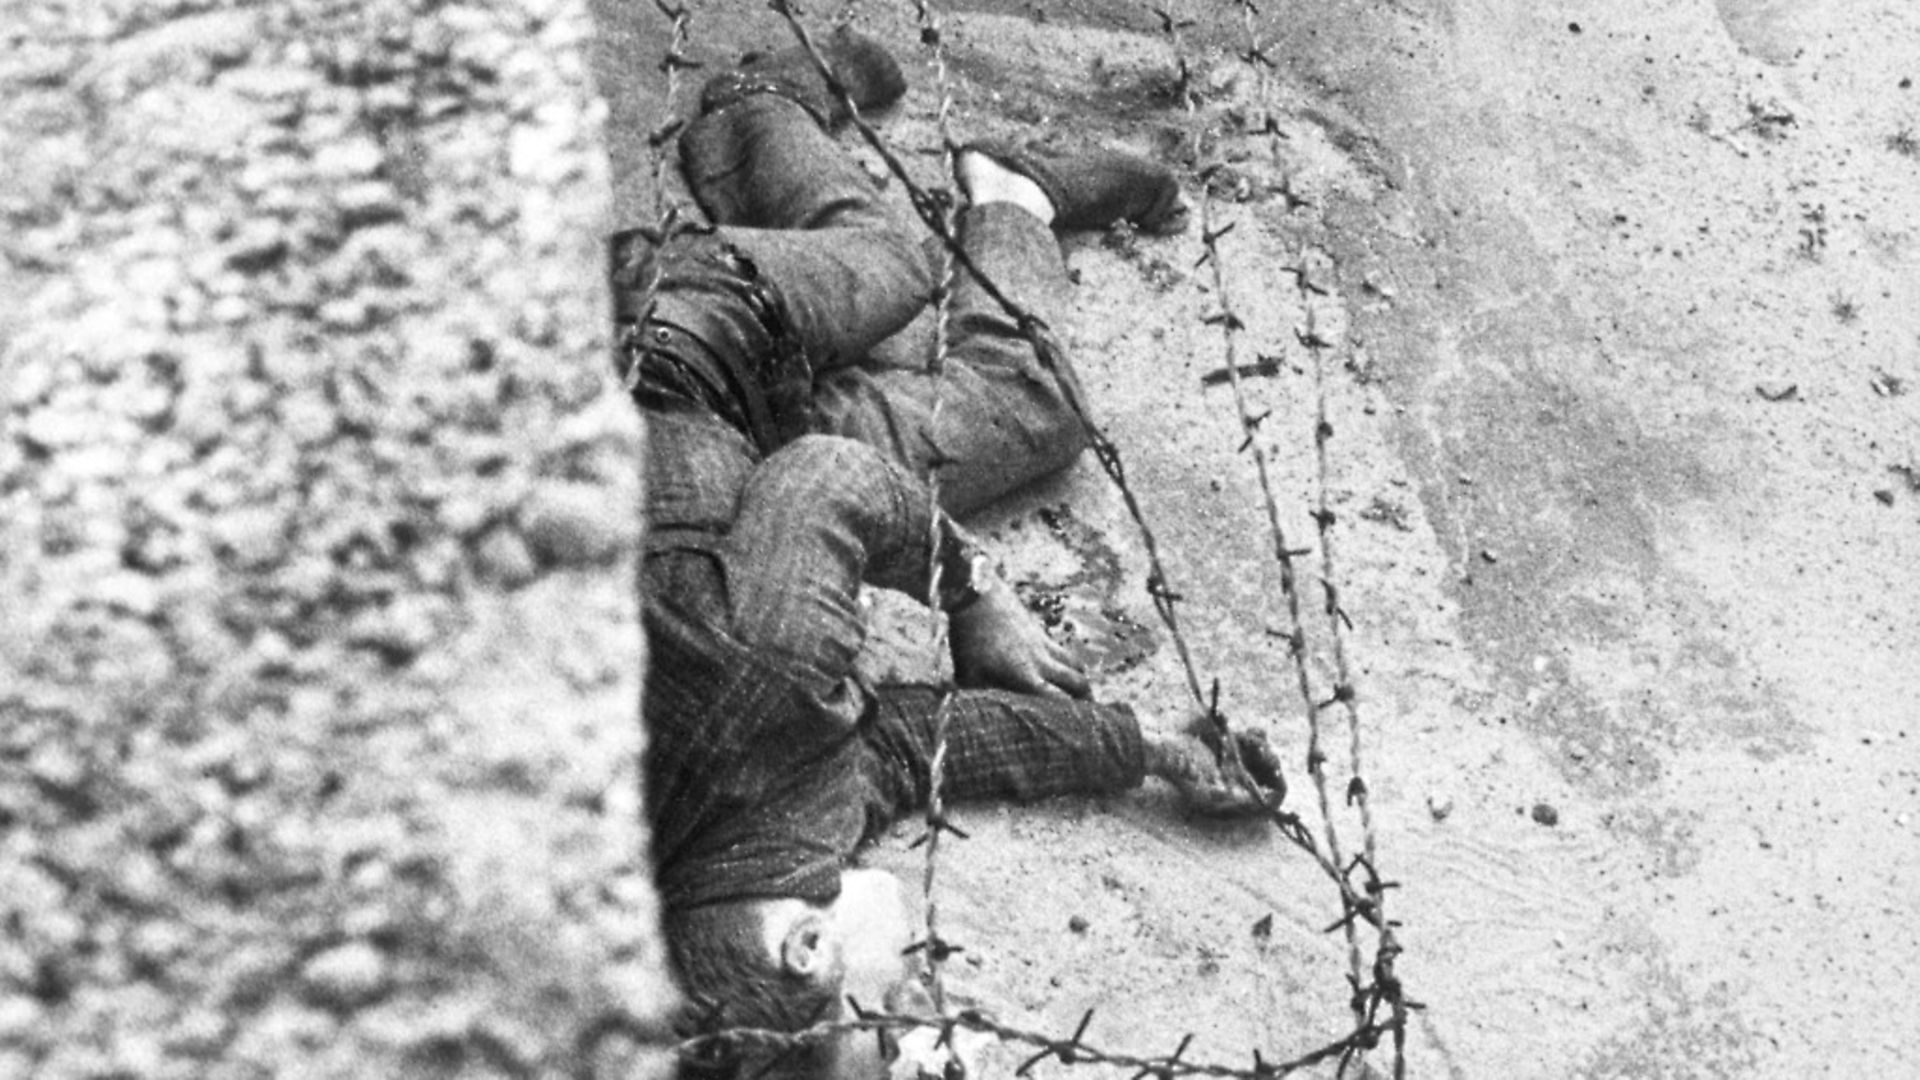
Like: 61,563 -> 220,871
598,1 -> 1920,1077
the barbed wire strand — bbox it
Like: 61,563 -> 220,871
904,0 -> 966,1019
1301,293 -> 1410,1079
1219,0 -> 1412,1071
681,1004 -> 1402,1080
618,0 -> 704,391
1193,193 -> 1368,1012
1192,0 -> 1367,1015
1166,0 -> 1387,1039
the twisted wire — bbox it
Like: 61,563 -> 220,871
619,0 -> 705,391
906,0 -> 966,1017
678,1004 -> 1402,1080
1216,0 -> 1413,1070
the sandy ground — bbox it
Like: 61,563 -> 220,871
599,0 -> 1920,1077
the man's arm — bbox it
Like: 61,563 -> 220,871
860,686 -> 1147,825
859,686 -> 1285,830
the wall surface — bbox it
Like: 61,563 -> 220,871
1,1 -> 675,1076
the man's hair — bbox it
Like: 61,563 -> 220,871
669,903 -> 842,1080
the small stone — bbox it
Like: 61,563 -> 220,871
313,136 -> 385,179
473,526 -> 537,587
222,64 -> 320,103
1531,802 -> 1560,827
213,506 -> 289,569
301,940 -> 390,1008
318,298 -> 372,331
1067,915 -> 1090,934
279,391 -> 338,447
336,181 -> 404,229
520,482 -> 633,566
348,594 -> 444,663
92,570 -> 162,617
10,357 -> 58,405
210,295 -> 253,324
165,1007 -> 232,1055
22,405 -> 95,450
224,222 -> 289,273
0,997 -> 44,1041
1427,793 -> 1454,821
250,629 -> 295,671
1874,488 -> 1895,506
128,920 -> 196,970
28,741 -> 88,792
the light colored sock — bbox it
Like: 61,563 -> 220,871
956,150 -> 1055,224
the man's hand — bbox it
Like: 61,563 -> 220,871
891,1024 -> 992,1080
947,577 -> 1090,699
1141,723 -> 1285,819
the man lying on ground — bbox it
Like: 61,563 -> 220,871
614,30 -> 1279,1080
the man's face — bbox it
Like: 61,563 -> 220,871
828,869 -> 915,1004
818,869 -> 924,1080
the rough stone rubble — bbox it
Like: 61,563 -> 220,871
1,1 -> 676,1076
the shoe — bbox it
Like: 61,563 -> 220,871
960,140 -> 1190,235
698,26 -> 907,128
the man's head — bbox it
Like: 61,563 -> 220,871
671,869 -> 921,1080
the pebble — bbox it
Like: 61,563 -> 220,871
473,526 -> 537,587
1531,802 -> 1560,827
164,1007 -> 231,1055
0,997 -> 44,1040
318,298 -> 373,331
1068,915 -> 1090,934
213,505 -> 289,569
127,920 -> 196,969
313,136 -> 385,180
279,391 -> 339,447
93,570 -> 162,618
348,594 -> 444,662
222,64 -> 320,103
10,356 -> 58,405
249,628 -> 295,671
336,181 -> 404,229
28,741 -> 88,793
1427,793 -> 1454,821
519,482 -> 632,566
223,222 -> 289,273
22,405 -> 96,450
300,940 -> 390,1008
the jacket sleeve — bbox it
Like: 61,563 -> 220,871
858,685 -> 1146,834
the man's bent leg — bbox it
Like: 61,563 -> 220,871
680,92 -> 903,234
811,202 -> 1088,516
660,94 -> 936,377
